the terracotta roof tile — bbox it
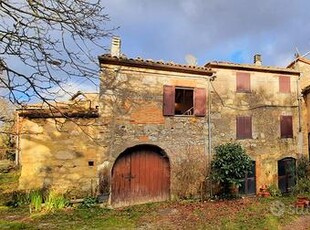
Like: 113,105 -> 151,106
287,56 -> 310,68
206,61 -> 300,75
98,54 -> 215,76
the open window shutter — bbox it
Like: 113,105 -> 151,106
194,88 -> 207,116
163,85 -> 175,116
279,76 -> 290,93
280,116 -> 293,138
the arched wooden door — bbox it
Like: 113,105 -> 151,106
111,145 -> 170,207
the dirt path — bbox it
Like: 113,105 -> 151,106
282,215 -> 310,230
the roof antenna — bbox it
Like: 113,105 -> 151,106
185,54 -> 197,66
301,50 -> 310,58
295,47 -> 300,58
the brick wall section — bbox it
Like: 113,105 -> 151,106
130,102 -> 164,124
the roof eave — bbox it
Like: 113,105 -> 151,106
205,62 -> 300,76
287,57 -> 310,68
98,55 -> 215,76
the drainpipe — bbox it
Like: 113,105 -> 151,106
297,72 -> 303,156
208,74 -> 216,197
15,111 -> 20,166
208,77 -> 212,159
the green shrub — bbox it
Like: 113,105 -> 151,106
79,196 -> 98,208
292,178 -> 310,195
29,190 -> 43,212
211,142 -> 252,197
268,184 -> 282,197
45,191 -> 69,211
6,191 -> 30,207
296,156 -> 310,180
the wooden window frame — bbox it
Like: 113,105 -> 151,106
280,115 -> 293,138
279,76 -> 291,93
174,87 -> 194,116
236,72 -> 251,93
236,116 -> 252,139
163,85 -> 206,117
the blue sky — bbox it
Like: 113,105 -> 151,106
3,0 -> 310,101
103,0 -> 310,67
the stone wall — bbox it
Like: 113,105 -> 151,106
210,68 -> 305,190
18,59 -> 309,201
98,65 -> 211,198
289,60 -> 310,158
18,117 -> 104,197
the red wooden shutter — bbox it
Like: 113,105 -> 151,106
194,88 -> 207,116
236,72 -> 251,92
279,76 -> 290,93
280,116 -> 293,138
236,116 -> 252,139
163,85 -> 175,116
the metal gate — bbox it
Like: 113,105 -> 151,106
111,145 -> 170,207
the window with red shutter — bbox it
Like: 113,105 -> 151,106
279,76 -> 290,93
163,86 -> 207,116
236,116 -> 252,139
236,72 -> 251,92
280,115 -> 293,138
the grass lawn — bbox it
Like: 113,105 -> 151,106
0,169 -> 307,229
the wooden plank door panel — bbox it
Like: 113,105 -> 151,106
111,146 -> 170,206
111,153 -> 131,204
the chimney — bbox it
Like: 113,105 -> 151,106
254,54 -> 262,66
111,36 -> 121,57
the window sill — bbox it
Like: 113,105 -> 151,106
236,91 -> 251,93
173,115 -> 195,117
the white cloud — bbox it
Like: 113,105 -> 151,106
45,80 -> 98,102
104,0 -> 310,66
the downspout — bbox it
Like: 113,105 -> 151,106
208,74 -> 215,197
15,111 -> 20,166
297,72 -> 303,156
298,73 -> 302,132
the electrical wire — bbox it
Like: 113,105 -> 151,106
210,81 -> 298,111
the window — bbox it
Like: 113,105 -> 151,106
279,76 -> 290,93
280,115 -> 293,138
236,116 -> 252,139
175,88 -> 193,115
163,85 -> 206,116
236,72 -> 251,92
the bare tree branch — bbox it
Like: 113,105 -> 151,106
0,0 -> 114,104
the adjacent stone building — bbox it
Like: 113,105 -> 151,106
16,39 -> 309,207
288,56 -> 310,160
207,56 -> 305,194
17,93 -> 103,196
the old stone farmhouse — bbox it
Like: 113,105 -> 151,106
16,38 -> 310,207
